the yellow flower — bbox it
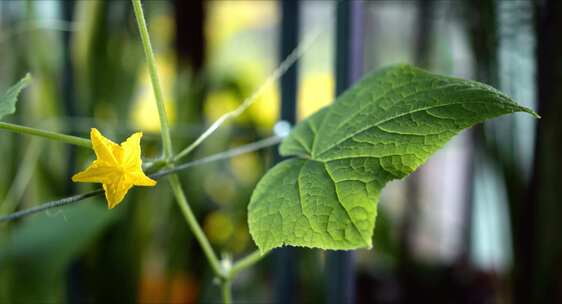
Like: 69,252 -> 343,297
72,128 -> 157,209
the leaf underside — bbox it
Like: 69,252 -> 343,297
248,64 -> 537,253
0,74 -> 32,120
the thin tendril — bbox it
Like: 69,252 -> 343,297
0,136 -> 281,223
0,189 -> 103,223
173,28 -> 323,163
153,136 -> 282,178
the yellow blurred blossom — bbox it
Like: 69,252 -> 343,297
230,225 -> 251,254
206,1 -> 277,52
247,82 -> 279,130
298,72 -> 334,120
204,211 -> 235,245
72,128 -> 156,208
204,90 -> 241,122
237,62 -> 280,130
132,56 -> 176,132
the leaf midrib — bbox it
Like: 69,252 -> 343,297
313,99 -> 513,160
332,76 -> 447,131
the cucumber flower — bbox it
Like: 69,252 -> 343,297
72,128 -> 157,208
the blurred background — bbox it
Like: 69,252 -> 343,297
0,0 -> 560,303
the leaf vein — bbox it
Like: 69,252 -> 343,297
322,161 -> 370,245
316,101 -> 509,158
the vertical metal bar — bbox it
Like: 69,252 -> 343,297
174,0 -> 205,72
274,0 -> 300,303
327,1 -> 363,304
399,1 -> 434,300
525,1 -> 562,302
279,0 -> 299,125
334,1 -> 351,93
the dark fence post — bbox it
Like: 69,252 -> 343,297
274,0 -> 300,303
399,1 -> 435,300
326,1 -> 363,304
174,0 -> 205,72
524,1 -> 562,303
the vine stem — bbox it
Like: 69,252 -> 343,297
132,0 -> 173,158
131,1 -> 270,302
132,0 -> 225,282
0,122 -> 91,148
167,175 -> 226,278
219,250 -> 266,303
222,279 -> 233,304
0,189 -> 103,223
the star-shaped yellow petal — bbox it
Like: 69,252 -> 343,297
72,128 -> 157,208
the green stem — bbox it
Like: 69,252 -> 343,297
131,2 -> 266,302
131,0 -> 173,158
229,250 -> 266,278
167,174 -> 226,279
221,279 -> 232,304
0,122 -> 91,148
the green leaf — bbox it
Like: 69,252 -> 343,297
0,74 -> 32,120
248,64 -> 538,253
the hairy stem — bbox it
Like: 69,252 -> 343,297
0,122 -> 91,148
0,189 -> 103,223
167,174 -> 226,279
131,0 -> 173,158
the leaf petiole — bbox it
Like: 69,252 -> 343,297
228,250 -> 266,279
167,174 -> 226,279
